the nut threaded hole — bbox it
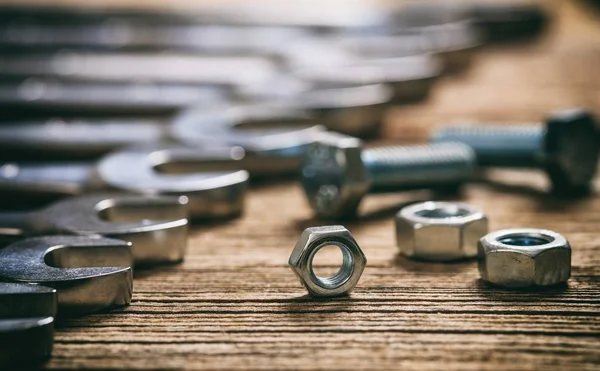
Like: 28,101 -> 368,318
309,242 -> 354,289
498,235 -> 553,246
415,206 -> 471,219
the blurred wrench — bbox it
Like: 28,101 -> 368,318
0,118 -> 163,159
0,193 -> 188,265
0,52 -> 277,86
0,78 -> 224,117
0,283 -> 56,366
0,235 -> 132,316
236,82 -> 393,138
0,18 -> 309,54
170,104 -> 326,174
0,146 -> 249,219
292,53 -> 442,102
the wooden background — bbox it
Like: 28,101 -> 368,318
36,1 -> 600,370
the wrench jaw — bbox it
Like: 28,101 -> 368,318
40,194 -> 190,266
0,236 -> 133,317
0,317 -> 55,366
0,283 -> 56,366
97,146 -> 250,220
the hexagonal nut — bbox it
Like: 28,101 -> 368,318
478,228 -> 571,288
288,225 -> 367,298
300,132 -> 370,219
396,201 -> 488,261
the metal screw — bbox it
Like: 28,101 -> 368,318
432,108 -> 599,193
300,133 -> 476,219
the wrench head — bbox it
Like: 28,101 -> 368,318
544,109 -> 599,193
97,146 -> 249,219
39,194 -> 189,265
0,282 -> 57,318
300,133 -> 369,219
170,104 -> 325,157
0,317 -> 54,366
0,283 -> 56,365
0,235 -> 132,316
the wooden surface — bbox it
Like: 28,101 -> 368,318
45,1 -> 600,370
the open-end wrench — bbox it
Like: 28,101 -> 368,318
0,118 -> 164,159
0,78 -> 225,117
0,194 -> 188,265
0,146 -> 249,219
0,283 -> 56,366
169,104 -> 326,174
0,52 -> 278,86
0,236 -> 132,316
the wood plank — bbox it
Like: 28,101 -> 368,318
29,0 -> 600,369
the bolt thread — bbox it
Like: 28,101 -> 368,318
432,124 -> 544,167
362,142 -> 476,192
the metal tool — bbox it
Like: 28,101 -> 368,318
170,104 -> 326,174
479,228 -> 571,287
0,118 -> 164,159
0,52 -> 278,87
301,133 -> 476,219
0,16 -> 309,54
289,226 -> 366,298
237,80 -> 393,138
396,201 -> 488,261
0,283 -> 56,366
0,194 -> 188,265
0,146 -> 249,219
0,236 -> 132,315
432,108 -> 599,193
0,78 -> 224,117
391,1 -> 548,42
292,54 -> 442,102
333,21 -> 481,74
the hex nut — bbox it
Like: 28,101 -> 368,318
396,201 -> 488,261
478,228 -> 571,287
288,225 -> 367,297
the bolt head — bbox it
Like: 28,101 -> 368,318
544,109 -> 599,192
478,228 -> 571,287
300,133 -> 370,218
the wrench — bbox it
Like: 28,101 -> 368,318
0,193 -> 188,265
0,78 -> 225,117
170,104 -> 326,174
0,235 -> 132,315
0,146 -> 249,219
0,283 -> 56,366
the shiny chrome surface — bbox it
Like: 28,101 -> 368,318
396,201 -> 488,261
478,228 -> 571,288
0,235 -> 133,315
289,226 -> 366,298
0,194 -> 189,265
98,146 -> 249,218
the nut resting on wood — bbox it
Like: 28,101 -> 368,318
288,226 -> 367,298
396,201 -> 488,261
478,228 -> 571,287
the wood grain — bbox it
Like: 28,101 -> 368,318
38,1 -> 600,370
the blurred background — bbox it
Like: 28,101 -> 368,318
0,0 -> 598,210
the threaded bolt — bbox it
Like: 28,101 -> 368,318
300,133 -> 476,219
432,108 -> 599,192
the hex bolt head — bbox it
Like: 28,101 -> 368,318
478,228 -> 571,288
300,132 -> 476,219
288,226 -> 367,298
396,201 -> 488,261
433,108 -> 599,193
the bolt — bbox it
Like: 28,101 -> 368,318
432,108 -> 599,193
300,133 -> 476,219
